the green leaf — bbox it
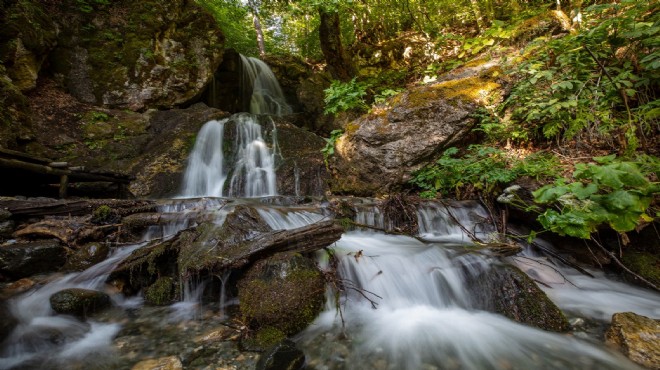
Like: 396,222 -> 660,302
533,183 -> 568,203
567,182 -> 598,200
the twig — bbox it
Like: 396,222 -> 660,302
591,237 -> 659,292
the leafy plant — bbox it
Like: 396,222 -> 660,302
321,129 -> 344,167
323,78 -> 369,115
89,111 -> 110,122
533,154 -> 659,239
410,145 -> 559,198
373,88 -> 403,105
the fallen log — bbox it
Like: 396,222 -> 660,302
1,199 -> 157,218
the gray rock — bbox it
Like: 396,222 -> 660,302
49,288 -> 111,317
329,61 -> 508,195
0,240 -> 67,279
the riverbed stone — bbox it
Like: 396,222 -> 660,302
256,339 -> 306,370
0,239 -> 67,280
238,252 -> 325,348
606,312 -> 660,369
49,288 -> 111,317
131,356 -> 183,370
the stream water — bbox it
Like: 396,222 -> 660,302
1,58 -> 659,370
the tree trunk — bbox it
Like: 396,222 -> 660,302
253,12 -> 266,57
470,0 -> 485,32
318,8 -> 355,81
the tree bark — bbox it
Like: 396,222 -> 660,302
318,8 -> 355,81
252,12 -> 266,57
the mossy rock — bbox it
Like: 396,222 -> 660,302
605,312 -> 660,369
49,288 -> 111,317
144,276 -> 175,306
468,263 -> 570,332
63,242 -> 110,271
238,253 -> 325,343
622,251 -> 660,288
256,339 -> 305,370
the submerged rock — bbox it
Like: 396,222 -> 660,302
131,356 -> 183,370
238,253 -> 325,348
606,312 -> 660,369
49,288 -> 111,317
256,339 -> 306,370
0,239 -> 67,280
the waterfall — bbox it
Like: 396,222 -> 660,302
239,55 -> 292,115
180,114 -> 279,198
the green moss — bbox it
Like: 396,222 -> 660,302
622,252 -> 660,287
144,276 -> 175,306
253,326 -> 286,348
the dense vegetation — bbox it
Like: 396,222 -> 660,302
198,0 -> 658,245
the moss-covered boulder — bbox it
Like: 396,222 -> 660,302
49,0 -> 224,111
468,263 -> 570,332
606,312 -> 660,369
238,253 -> 325,348
622,251 -> 660,289
329,61 -> 508,195
49,288 -> 111,317
144,276 -> 176,306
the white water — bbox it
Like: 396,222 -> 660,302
239,55 -> 292,115
299,201 -> 655,370
0,245 -> 141,370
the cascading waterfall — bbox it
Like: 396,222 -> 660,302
239,55 -> 292,115
298,201 -> 655,370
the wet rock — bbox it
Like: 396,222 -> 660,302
329,61 -> 508,195
49,288 -> 111,317
131,356 -> 183,370
0,220 -> 14,239
256,339 -> 306,370
0,208 -> 11,221
0,277 -> 36,300
0,301 -> 18,343
144,276 -> 175,306
468,263 -> 570,332
238,253 -> 325,348
606,312 -> 660,369
63,242 -> 110,271
0,239 -> 67,280
622,251 -> 660,288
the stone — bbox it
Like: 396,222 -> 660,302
468,263 -> 570,332
238,253 -> 325,348
131,356 -> 183,370
0,239 -> 67,280
256,339 -> 306,370
606,312 -> 660,369
0,301 -> 18,343
0,220 -> 14,238
63,242 -> 110,271
329,61 -> 508,195
49,288 -> 111,317
50,0 -> 224,111
144,276 -> 175,306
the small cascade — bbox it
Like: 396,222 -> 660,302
180,120 -> 226,198
299,201 -> 647,370
239,55 -> 292,115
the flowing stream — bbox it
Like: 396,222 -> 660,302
2,57 -> 659,370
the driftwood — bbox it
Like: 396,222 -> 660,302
121,212 -> 215,232
1,199 -> 157,218
13,218 -> 118,246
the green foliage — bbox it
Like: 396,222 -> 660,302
410,145 -> 560,198
323,78 -> 369,115
89,111 -> 110,122
321,129 -> 343,167
76,0 -> 110,13
533,155 -> 659,239
499,1 -> 659,151
196,0 -> 258,55
373,88 -> 403,105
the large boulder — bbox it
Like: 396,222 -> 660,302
329,61 -> 508,195
238,252 -> 326,348
49,0 -> 224,111
606,312 -> 660,369
0,239 -> 67,280
49,288 -> 111,317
